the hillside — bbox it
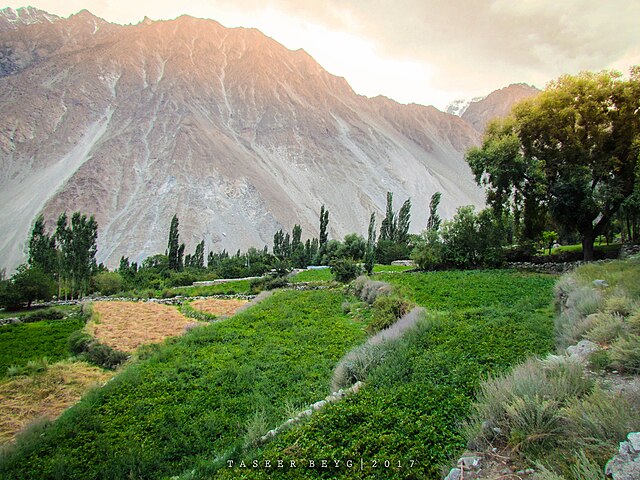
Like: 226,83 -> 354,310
0,8 -> 490,271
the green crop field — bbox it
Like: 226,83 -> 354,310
0,317 -> 84,378
0,289 -> 366,479
215,270 -> 557,479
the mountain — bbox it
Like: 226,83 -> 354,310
445,96 -> 486,117
461,83 -> 540,134
0,6 -> 60,32
0,9 -> 526,271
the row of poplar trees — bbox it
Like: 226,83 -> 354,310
28,212 -> 98,299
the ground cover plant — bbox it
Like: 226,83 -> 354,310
210,270 -> 556,479
0,289 -> 366,479
288,268 -> 334,283
0,317 -> 84,378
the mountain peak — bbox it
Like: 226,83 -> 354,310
0,6 -> 60,30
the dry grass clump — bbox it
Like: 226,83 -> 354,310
584,312 -> 626,345
90,301 -> 203,353
0,361 -> 112,445
353,276 -> 392,304
189,298 -> 248,317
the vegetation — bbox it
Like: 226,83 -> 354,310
466,68 -> 640,261
0,316 -> 84,378
0,290 -> 366,479
217,270 -> 555,479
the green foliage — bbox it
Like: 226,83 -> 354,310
27,214 -> 57,276
330,258 -> 363,283
411,228 -> 444,270
366,294 -> 414,334
609,334 -> 640,373
67,330 -> 128,370
0,290 -> 365,479
92,271 -> 123,295
467,69 -> 640,260
0,317 -> 84,378
0,265 -> 56,309
426,191 -> 442,232
236,271 -> 555,479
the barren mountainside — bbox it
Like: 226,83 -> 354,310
0,8 -> 523,270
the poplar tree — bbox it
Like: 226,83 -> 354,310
167,214 -> 181,271
427,191 -> 442,231
319,205 -> 329,253
28,214 -> 57,275
364,212 -> 376,274
396,198 -> 412,244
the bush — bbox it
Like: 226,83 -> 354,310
353,276 -> 392,304
92,271 -> 124,296
603,295 -> 636,316
22,308 -> 65,323
609,334 -> 640,373
67,330 -> 127,370
331,342 -> 388,391
584,312 -> 625,345
330,258 -> 362,283
367,294 -> 414,334
466,356 -> 593,454
411,229 -> 444,270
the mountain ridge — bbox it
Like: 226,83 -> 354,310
0,9 -> 531,271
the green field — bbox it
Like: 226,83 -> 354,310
289,268 -> 334,282
0,317 -> 84,378
216,270 -> 556,479
0,270 -> 557,479
0,290 -> 366,479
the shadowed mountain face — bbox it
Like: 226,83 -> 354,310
0,8 -> 523,270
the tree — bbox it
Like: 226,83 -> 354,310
467,69 -> 640,261
319,205 -> 329,256
28,214 -> 57,275
379,192 -> 396,242
395,198 -> 411,244
541,231 -> 558,255
93,271 -> 123,295
0,265 -> 55,309
364,212 -> 376,274
426,192 -> 442,231
192,240 -> 205,269
167,214 -> 182,271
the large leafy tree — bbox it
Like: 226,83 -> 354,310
28,214 -> 57,276
467,69 -> 640,260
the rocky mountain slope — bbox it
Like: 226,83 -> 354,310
461,83 -> 540,133
0,8 -> 526,270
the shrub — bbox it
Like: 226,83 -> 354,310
609,334 -> 640,373
22,308 -> 65,323
566,287 -> 602,318
628,309 -> 640,334
466,356 -> 593,453
603,295 -> 636,317
331,342 -> 388,391
92,271 -> 124,296
330,258 -> 362,283
562,388 -> 640,456
67,330 -> 127,370
353,276 -> 392,304
411,229 -> 444,270
584,312 -> 625,345
366,294 -> 414,334
587,350 -> 611,370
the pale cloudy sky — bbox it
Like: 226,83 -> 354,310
5,0 -> 640,110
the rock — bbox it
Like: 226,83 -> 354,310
457,456 -> 481,468
311,400 -> 326,411
567,340 -> 600,363
525,468 -> 535,474
605,432 -> 640,480
443,467 -> 461,480
593,279 -> 609,288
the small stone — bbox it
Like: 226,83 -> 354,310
593,279 -> 609,288
457,456 -> 481,468
312,400 -> 326,411
443,467 -> 461,480
516,470 -> 525,475
525,468 -> 535,474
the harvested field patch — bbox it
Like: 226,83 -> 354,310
0,361 -> 112,445
90,302 -> 202,353
188,298 -> 249,317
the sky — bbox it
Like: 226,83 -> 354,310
5,0 -> 640,110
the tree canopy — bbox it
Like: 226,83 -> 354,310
466,68 -> 640,260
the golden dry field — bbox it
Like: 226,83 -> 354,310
0,361 -> 112,445
189,298 -> 249,317
89,301 -> 202,353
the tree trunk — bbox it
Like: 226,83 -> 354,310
582,231 -> 595,262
